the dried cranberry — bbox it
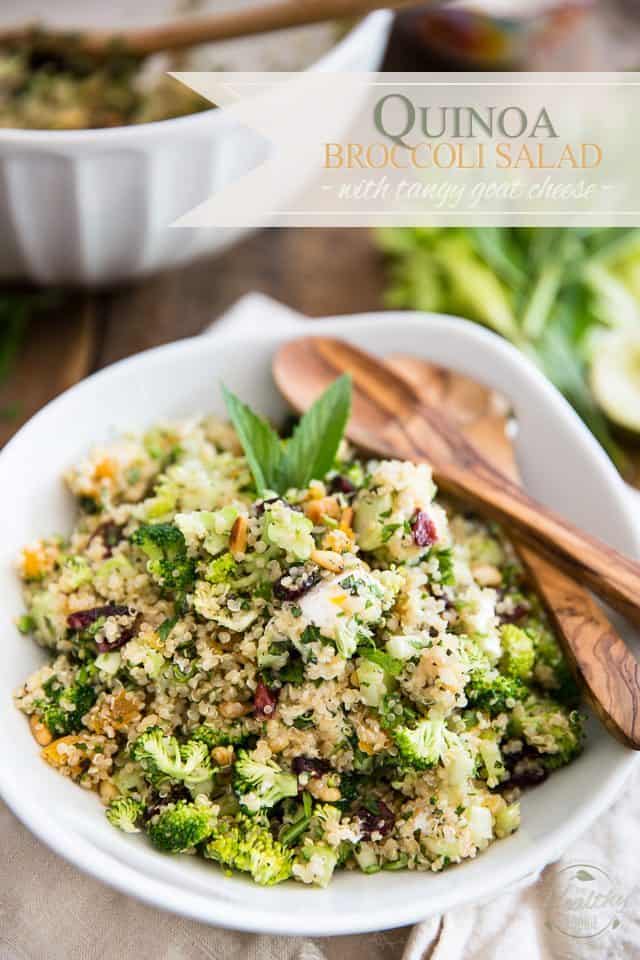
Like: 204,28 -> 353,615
254,497 -> 303,517
329,475 -> 356,495
95,617 -> 140,653
68,604 -> 138,652
500,604 -> 529,625
143,784 -> 191,821
254,679 -> 278,718
356,800 -> 395,839
292,756 -> 331,777
506,761 -> 549,790
88,522 -> 123,558
67,604 -> 130,632
501,745 -> 548,790
411,511 -> 437,548
274,567 -> 320,602
254,497 -> 282,517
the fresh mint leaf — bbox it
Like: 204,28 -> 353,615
434,547 -> 455,586
281,374 -> 351,490
221,376 -> 351,495
381,523 -> 402,544
158,617 -> 177,642
222,384 -> 283,495
360,647 -> 404,677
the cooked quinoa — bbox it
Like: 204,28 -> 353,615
0,14 -> 342,130
0,42 -> 211,129
14,406 -> 584,887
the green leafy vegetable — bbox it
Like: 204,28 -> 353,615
0,293 -> 58,419
377,227 -> 640,476
222,376 -> 351,495
359,647 -> 404,677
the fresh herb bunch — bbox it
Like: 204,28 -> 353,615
0,296 -> 32,389
222,375 -> 351,494
0,291 -> 55,413
377,227 -> 640,474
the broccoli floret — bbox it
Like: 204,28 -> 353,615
205,814 -> 293,885
131,523 -> 195,594
433,546 -> 456,586
148,799 -> 217,853
36,664 -> 97,737
112,762 -> 148,800
106,797 -> 145,834
466,669 -> 527,715
130,727 -> 214,794
511,695 -> 584,768
356,658 -> 393,708
336,771 -> 367,809
180,740 -> 215,792
16,614 -> 35,635
264,502 -> 315,561
392,717 -> 446,771
477,733 -> 508,788
378,692 -> 418,732
529,622 -> 580,705
500,625 -> 535,680
204,552 -> 238,584
494,800 -> 521,838
292,842 -> 339,888
233,749 -> 298,813
189,723 -> 247,749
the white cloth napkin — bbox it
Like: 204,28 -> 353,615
1,293 -> 638,960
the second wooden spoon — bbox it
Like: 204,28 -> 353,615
1,0 -> 422,59
388,355 -> 640,749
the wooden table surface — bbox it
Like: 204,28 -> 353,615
0,226 -> 384,448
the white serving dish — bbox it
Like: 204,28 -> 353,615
0,3 -> 391,287
0,309 -> 638,936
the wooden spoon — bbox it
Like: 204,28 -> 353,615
387,355 -> 640,749
273,336 -> 640,633
0,0 -> 423,59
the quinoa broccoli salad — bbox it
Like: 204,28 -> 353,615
0,13 -> 342,130
13,376 -> 584,889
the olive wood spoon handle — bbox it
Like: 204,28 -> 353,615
273,336 -> 640,629
388,355 -> 640,750
1,0 -> 422,58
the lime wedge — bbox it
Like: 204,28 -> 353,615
590,329 -> 640,434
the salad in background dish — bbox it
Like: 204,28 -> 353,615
0,38 -> 209,128
14,376 -> 583,888
0,2 -> 342,130
378,227 -> 640,481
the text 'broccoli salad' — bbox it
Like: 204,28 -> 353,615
14,376 -> 584,888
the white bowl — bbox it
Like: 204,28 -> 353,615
0,7 -> 391,287
0,310 -> 638,936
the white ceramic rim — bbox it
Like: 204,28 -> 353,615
0,11 -> 391,145
0,310 -> 638,936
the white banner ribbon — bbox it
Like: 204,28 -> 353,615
170,72 -> 640,227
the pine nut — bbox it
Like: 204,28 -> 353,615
212,745 -> 235,766
229,515 -> 248,557
99,780 -> 119,805
29,715 -> 52,746
340,506 -> 354,531
307,779 -> 341,803
471,564 -> 502,587
304,497 -> 340,525
219,700 -> 251,719
311,549 -> 344,573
